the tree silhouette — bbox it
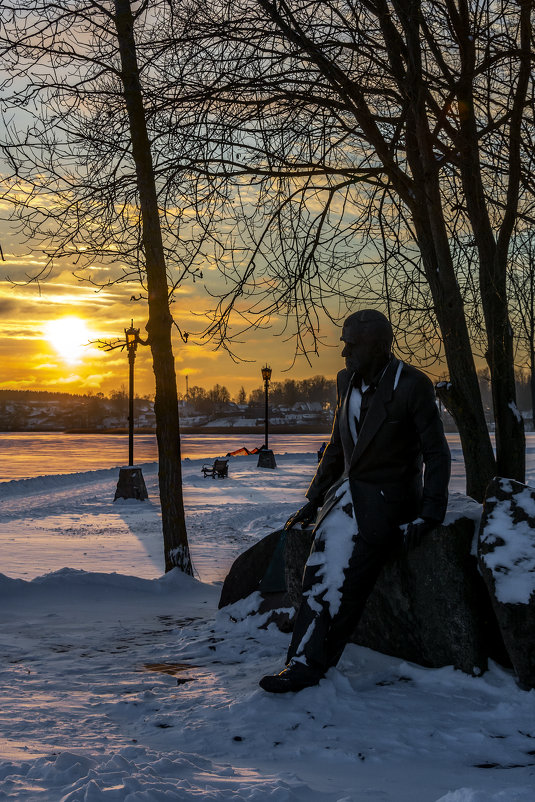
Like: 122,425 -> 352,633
158,0 -> 534,499
0,0 -> 194,572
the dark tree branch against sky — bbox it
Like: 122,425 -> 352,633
1,0 -> 534,501
155,0 -> 534,500
0,0 -> 193,573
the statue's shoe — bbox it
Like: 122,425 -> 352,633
259,661 -> 323,693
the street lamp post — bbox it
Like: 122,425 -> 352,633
114,320 -> 148,501
261,364 -> 272,449
125,322 -> 140,466
257,364 -> 277,469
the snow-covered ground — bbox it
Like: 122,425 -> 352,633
1,453 -> 534,801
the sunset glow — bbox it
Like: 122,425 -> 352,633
45,317 -> 91,364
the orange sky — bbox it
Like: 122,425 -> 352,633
0,226 -> 347,399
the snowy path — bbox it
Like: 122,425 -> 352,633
1,454 -> 535,800
0,454 -> 306,583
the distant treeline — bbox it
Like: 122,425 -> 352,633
0,388 -> 147,431
2,369 -> 534,411
0,377 -> 337,408
0,379 -> 337,431
246,376 -> 336,408
0,389 -> 104,402
184,375 -> 337,413
1,369 -> 534,432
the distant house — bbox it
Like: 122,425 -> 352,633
291,401 -> 323,413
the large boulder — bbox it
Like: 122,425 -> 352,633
218,526 -> 309,631
219,524 -> 316,611
283,499 -> 504,674
351,515 -> 506,675
220,494 -> 508,675
478,477 -> 535,690
218,528 -> 286,609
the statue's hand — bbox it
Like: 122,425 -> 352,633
402,517 -> 439,552
285,500 -> 319,530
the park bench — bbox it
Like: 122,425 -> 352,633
201,458 -> 229,478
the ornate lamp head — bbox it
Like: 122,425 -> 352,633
125,320 -> 140,353
261,365 -> 272,383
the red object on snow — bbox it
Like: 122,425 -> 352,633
226,446 -> 263,456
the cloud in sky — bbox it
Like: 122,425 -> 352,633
0,159 -> 355,400
0,247 -> 343,398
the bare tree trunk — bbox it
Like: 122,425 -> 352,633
255,0 -> 501,500
453,0 -> 529,483
159,0 -> 531,498
530,260 -> 535,432
530,351 -> 535,431
113,0 -> 192,574
399,9 -> 496,501
509,229 -> 535,434
481,254 -> 525,481
410,191 -> 496,501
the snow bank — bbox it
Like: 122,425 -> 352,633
0,565 -> 202,597
0,463 -> 156,499
2,454 -> 535,801
0,747 -> 311,801
436,789 -> 535,802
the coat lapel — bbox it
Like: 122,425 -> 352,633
349,358 -> 401,468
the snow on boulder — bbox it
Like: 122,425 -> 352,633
218,528 -> 287,609
285,494 -> 506,675
220,495 -> 508,676
478,476 -> 535,689
218,526 -> 307,632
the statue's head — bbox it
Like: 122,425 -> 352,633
341,309 -> 393,378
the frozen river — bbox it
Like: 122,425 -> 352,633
0,431 -> 330,482
1,430 -> 534,487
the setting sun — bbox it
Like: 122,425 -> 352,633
45,317 -> 91,363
